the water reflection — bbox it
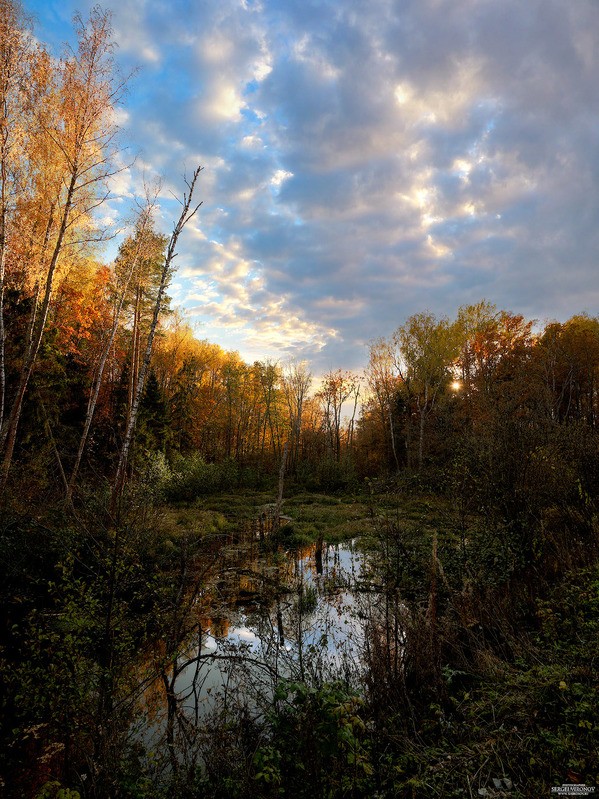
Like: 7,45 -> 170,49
171,539 -> 367,717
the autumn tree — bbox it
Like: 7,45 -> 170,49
455,303 -> 535,399
0,7 -> 125,486
111,167 -> 203,513
0,0 -> 35,433
153,323 -> 226,455
120,219 -> 170,427
282,358 -> 312,474
317,369 -> 361,463
537,315 -> 599,425
393,311 -> 461,469
365,337 -> 401,471
67,197 -> 160,500
253,360 -> 283,463
219,353 -> 253,462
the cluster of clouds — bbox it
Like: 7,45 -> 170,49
30,0 -> 599,372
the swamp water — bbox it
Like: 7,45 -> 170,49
142,537 -> 377,744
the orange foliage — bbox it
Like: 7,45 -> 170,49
51,261 -> 112,363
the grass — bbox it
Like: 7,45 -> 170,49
155,482 -> 460,560
158,489 -> 376,545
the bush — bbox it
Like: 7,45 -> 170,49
164,454 -> 239,501
296,457 -> 358,492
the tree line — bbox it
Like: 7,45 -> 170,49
1,3 -> 598,505
362,302 -> 599,475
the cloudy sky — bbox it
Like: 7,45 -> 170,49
25,0 -> 599,373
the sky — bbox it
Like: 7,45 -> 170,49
23,0 -> 599,374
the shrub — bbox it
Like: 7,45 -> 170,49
164,454 -> 239,501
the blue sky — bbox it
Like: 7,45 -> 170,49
24,0 -> 599,374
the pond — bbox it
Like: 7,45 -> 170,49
152,537 -> 374,729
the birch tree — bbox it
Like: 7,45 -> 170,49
317,369 -> 360,463
67,197 -> 159,501
282,358 -> 312,473
393,312 -> 461,470
110,167 -> 203,514
366,337 -> 401,471
0,7 -> 125,486
0,0 -> 34,434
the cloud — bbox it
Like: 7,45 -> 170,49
28,0 -> 599,373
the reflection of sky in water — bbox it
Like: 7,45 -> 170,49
173,540 -> 371,717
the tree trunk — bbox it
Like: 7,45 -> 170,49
271,439 -> 289,535
0,165 -> 7,434
388,404 -> 400,472
0,170 -> 77,487
67,203 -> 155,501
417,384 -> 429,471
110,167 -> 203,515
0,7 -> 122,489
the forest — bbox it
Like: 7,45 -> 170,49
0,3 -> 598,798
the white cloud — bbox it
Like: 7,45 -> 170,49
204,80 -> 246,122
32,0 -> 599,371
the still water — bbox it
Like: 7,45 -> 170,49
170,538 -> 369,721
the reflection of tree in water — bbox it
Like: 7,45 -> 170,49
140,536 -> 370,786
